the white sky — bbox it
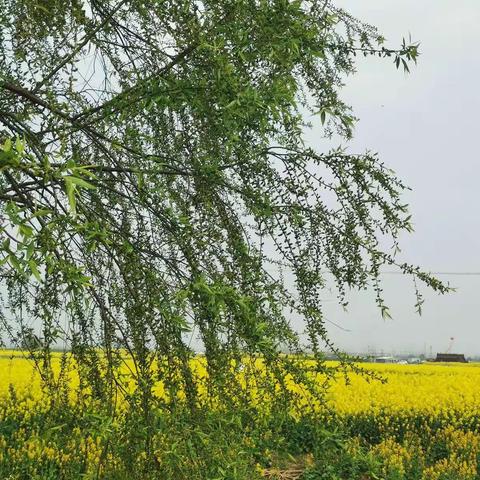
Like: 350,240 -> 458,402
305,0 -> 480,356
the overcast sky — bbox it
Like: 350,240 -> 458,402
305,0 -> 480,356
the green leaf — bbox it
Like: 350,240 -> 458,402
2,238 -> 11,252
63,175 -> 95,190
64,177 -> 77,214
28,259 -> 41,282
19,224 -> 34,238
8,254 -> 23,274
31,209 -> 52,218
26,241 -> 35,260
381,305 -> 392,320
320,110 -> 326,125
2,138 -> 12,152
15,137 -> 24,154
75,165 -> 97,179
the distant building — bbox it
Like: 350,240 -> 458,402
434,353 -> 468,363
375,356 -> 396,364
407,357 -> 423,364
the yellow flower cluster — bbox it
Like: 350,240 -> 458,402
2,353 -> 480,420
371,437 -> 413,477
367,427 -> 480,480
326,362 -> 480,418
3,352 -> 480,412
0,423 -> 106,477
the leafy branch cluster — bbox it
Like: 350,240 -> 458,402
0,0 -> 446,422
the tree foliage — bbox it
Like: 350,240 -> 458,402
0,0 -> 446,415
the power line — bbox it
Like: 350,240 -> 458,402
320,270 -> 480,276
380,271 -> 480,276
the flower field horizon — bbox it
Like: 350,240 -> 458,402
2,349 -> 479,416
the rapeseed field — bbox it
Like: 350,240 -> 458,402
1,351 -> 480,479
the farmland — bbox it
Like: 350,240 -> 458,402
1,352 -> 480,479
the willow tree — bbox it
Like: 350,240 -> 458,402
0,1 -> 445,416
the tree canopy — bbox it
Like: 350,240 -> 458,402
0,0 -> 447,412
